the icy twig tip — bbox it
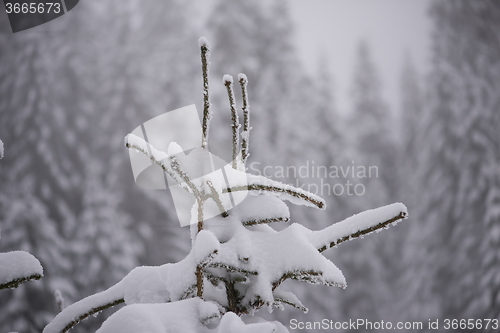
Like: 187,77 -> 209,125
198,37 -> 210,50
223,74 -> 233,85
238,73 -> 248,83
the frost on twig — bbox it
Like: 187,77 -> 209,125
223,173 -> 326,210
206,180 -> 228,217
223,75 -> 240,169
200,37 -> 212,149
238,73 -> 250,165
124,134 -> 177,181
54,289 -> 65,312
243,217 -> 289,226
0,251 -> 43,290
273,288 -> 308,313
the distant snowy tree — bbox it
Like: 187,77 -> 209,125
332,40 -> 403,326
43,37 -> 409,333
403,0 -> 500,322
0,0 -> 197,330
0,141 -> 44,292
208,0 -> 304,168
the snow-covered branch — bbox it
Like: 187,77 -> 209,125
238,73 -> 250,165
0,251 -> 43,290
0,139 -> 4,159
124,134 -> 177,181
310,203 -> 408,253
223,74 -> 240,169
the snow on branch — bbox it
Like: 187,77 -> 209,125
0,139 -> 4,159
237,195 -> 290,226
0,251 -> 43,290
310,203 -> 408,253
95,298 -> 220,333
124,134 -> 177,181
44,232 -> 220,333
238,73 -> 251,165
200,37 -> 212,149
223,74 -> 240,169
273,288 -> 308,313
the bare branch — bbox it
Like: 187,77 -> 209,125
223,75 -> 240,169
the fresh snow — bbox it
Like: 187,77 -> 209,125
96,298 -> 219,333
199,36 -> 210,49
309,202 -> 408,251
43,229 -> 225,333
194,230 -> 221,266
125,134 -> 168,162
205,216 -> 346,310
0,251 -> 43,287
237,73 -> 248,83
236,195 -> 290,225
223,74 -> 233,84
215,312 -> 288,333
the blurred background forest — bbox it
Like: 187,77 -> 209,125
0,0 -> 499,332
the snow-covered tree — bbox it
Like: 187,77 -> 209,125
330,40 -> 402,325
402,0 -> 500,322
0,1 -> 197,330
44,37 -> 409,333
0,141 -> 44,292
0,140 -> 44,330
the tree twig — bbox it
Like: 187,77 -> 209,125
223,183 -> 325,209
224,75 -> 240,169
243,217 -> 289,226
199,37 -> 212,149
54,298 -> 124,333
0,273 -> 42,290
316,211 -> 408,253
206,180 -> 228,217
238,73 -> 250,165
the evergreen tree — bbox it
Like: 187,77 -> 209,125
0,1 -> 197,330
335,40 -> 400,326
404,0 -> 500,323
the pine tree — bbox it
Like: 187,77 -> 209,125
43,37 -> 409,333
0,0 -> 198,329
403,0 -> 500,323
332,40 -> 402,325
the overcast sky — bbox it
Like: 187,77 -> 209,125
287,0 -> 433,113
